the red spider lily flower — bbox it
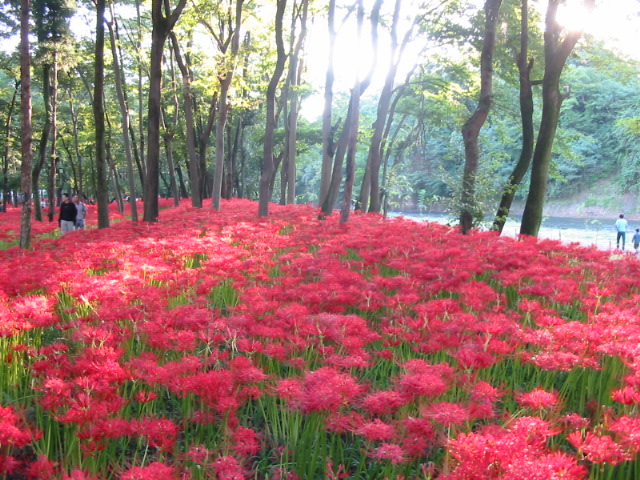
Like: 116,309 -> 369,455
25,455 -> 57,479
120,461 -> 179,480
421,402 -> 470,427
570,431 -> 628,465
607,415 -> 640,455
62,469 -> 100,480
212,455 -> 245,479
367,443 -> 406,465
517,388 -> 561,411
612,386 -> 640,405
355,419 -> 396,442
279,367 -> 364,413
138,418 -> 179,451
361,390 -> 406,416
397,360 -> 453,399
231,426 -> 261,457
0,455 -> 20,476
0,405 -> 35,447
187,444 -> 211,464
325,411 -> 365,434
228,355 -> 268,384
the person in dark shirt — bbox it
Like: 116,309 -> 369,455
59,193 -> 77,235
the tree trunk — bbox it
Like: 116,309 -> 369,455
170,33 -> 201,207
459,0 -> 502,234
520,0 -> 594,236
19,0 -> 32,249
143,0 -> 187,222
258,0 -> 287,217
323,0 -> 382,220
33,65 -> 51,222
108,6 -> 139,221
208,0 -> 244,211
361,0 -> 406,213
46,56 -> 58,222
319,0 -> 336,207
106,141 -> 124,213
2,81 -> 19,212
493,0 -> 534,233
94,0 -> 110,228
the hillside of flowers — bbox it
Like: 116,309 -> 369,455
3,199 -> 640,479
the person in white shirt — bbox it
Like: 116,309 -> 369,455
73,195 -> 87,229
615,213 -> 628,250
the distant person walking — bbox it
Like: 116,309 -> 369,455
59,193 -> 77,235
633,228 -> 640,253
615,213 -> 628,250
73,194 -> 87,229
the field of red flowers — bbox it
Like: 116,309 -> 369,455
2,199 -> 640,479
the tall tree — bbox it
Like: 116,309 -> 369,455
459,0 -> 503,234
94,0 -> 109,228
520,0 -> 594,236
321,0 -> 383,218
258,0 -> 287,217
2,80 -> 19,213
107,4 -> 139,221
492,0 -> 535,233
318,0 -> 336,207
32,0 -> 74,222
19,0 -> 32,249
143,0 -> 187,222
204,0 -> 244,211
170,32 -> 201,207
281,0 -> 309,205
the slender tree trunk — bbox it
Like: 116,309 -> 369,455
2,81 -> 19,212
520,0 -> 593,236
108,6 -> 138,221
33,65 -> 51,222
170,33 -> 201,207
319,0 -> 336,206
324,0 -> 382,219
94,0 -> 110,228
258,0 -> 287,217
19,0 -> 32,248
361,0 -> 406,213
143,0 -> 187,221
459,0 -> 502,234
106,141 -> 124,213
135,0 -> 146,183
208,0 -> 244,211
46,56 -> 58,222
493,0 -> 534,233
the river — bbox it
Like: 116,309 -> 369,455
390,212 -> 636,251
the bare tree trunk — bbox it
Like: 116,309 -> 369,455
108,6 -> 139,221
170,33 -> 201,207
520,0 -> 593,236
19,0 -> 32,249
493,0 -> 534,233
2,81 -> 19,212
324,0 -> 382,220
143,0 -> 187,222
459,0 -> 502,234
319,0 -> 336,206
94,0 -> 110,228
106,141 -> 124,213
33,65 -> 51,222
46,56 -> 58,222
258,0 -> 287,217
206,0 -> 244,211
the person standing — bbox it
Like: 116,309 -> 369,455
615,213 -> 628,250
58,193 -> 77,235
633,228 -> 640,253
73,194 -> 87,229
